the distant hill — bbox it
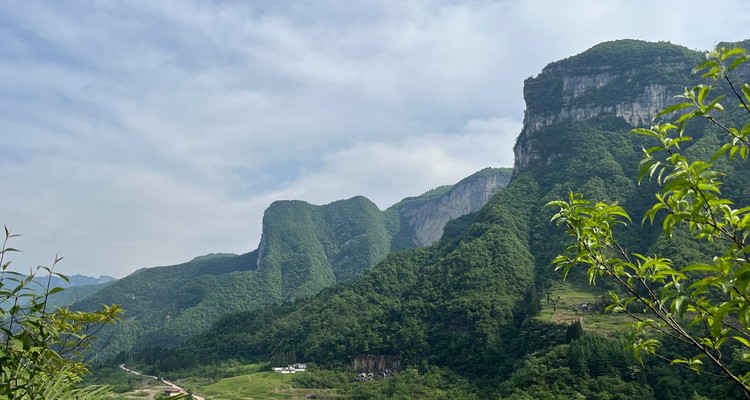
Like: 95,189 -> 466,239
74,167 -> 512,358
44,274 -> 116,288
30,273 -> 115,289
20,273 -> 114,306
44,280 -> 117,311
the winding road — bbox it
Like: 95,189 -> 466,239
119,364 -> 205,400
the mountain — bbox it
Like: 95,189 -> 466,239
45,274 -> 115,287
31,273 -> 115,290
253,167 -> 512,294
22,274 -> 116,311
142,39 -> 750,399
74,167 -> 511,358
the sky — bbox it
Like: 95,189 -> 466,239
2,0 -> 750,278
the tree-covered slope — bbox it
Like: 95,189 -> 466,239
134,39 -> 750,399
139,175 -> 539,378
255,195 -> 393,298
75,251 -> 262,357
74,168 -> 510,358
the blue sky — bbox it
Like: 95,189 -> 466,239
3,0 -> 750,278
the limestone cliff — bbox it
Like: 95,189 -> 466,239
514,40 -> 702,172
392,168 -> 512,247
524,73 -> 673,132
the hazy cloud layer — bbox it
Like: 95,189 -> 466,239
2,0 -> 750,277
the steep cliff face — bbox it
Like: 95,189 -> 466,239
393,168 -> 512,246
524,71 -> 674,132
514,40 -> 702,172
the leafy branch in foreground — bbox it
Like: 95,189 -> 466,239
547,46 -> 750,396
0,226 -> 123,399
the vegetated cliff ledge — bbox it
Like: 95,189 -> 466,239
514,39 -> 702,172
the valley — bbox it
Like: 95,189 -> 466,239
52,39 -> 750,399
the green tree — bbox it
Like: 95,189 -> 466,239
566,319 -> 583,343
0,227 -> 123,399
547,46 -> 750,395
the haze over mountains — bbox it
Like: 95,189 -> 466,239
39,274 -> 116,288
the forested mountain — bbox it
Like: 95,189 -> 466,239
73,167 -> 511,358
130,39 -> 750,399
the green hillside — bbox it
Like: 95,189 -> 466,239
145,173 -> 537,376
74,168 -> 511,358
121,40 -> 750,399
256,195 -> 393,298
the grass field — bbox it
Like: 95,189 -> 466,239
537,280 -> 630,337
195,370 -> 341,400
106,366 -> 343,400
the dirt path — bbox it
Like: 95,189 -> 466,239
119,364 -> 205,400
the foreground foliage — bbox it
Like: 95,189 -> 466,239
548,46 -> 750,394
0,227 -> 122,399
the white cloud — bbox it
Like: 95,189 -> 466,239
270,117 -> 521,208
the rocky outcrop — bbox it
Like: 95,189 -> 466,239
353,354 -> 402,374
614,83 -> 670,126
396,168 -> 512,246
256,233 -> 267,269
514,81 -> 671,172
523,78 -> 670,134
514,40 -> 700,172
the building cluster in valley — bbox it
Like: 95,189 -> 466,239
272,363 -> 308,374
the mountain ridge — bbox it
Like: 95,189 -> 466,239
73,167 -> 512,357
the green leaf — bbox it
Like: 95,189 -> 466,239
696,85 -> 710,109
735,336 -> 750,348
631,128 -> 659,136
48,287 -> 65,296
692,59 -> 719,76
741,121 -> 750,136
705,66 -> 723,80
728,55 -> 748,72
682,263 -> 719,273
655,102 -> 694,119
643,203 -> 666,225
723,47 -> 747,60
704,94 -> 726,113
711,302 -> 736,338
663,214 -> 675,238
672,296 -> 689,320
730,145 -> 740,160
711,143 -> 732,163
544,200 -> 569,209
